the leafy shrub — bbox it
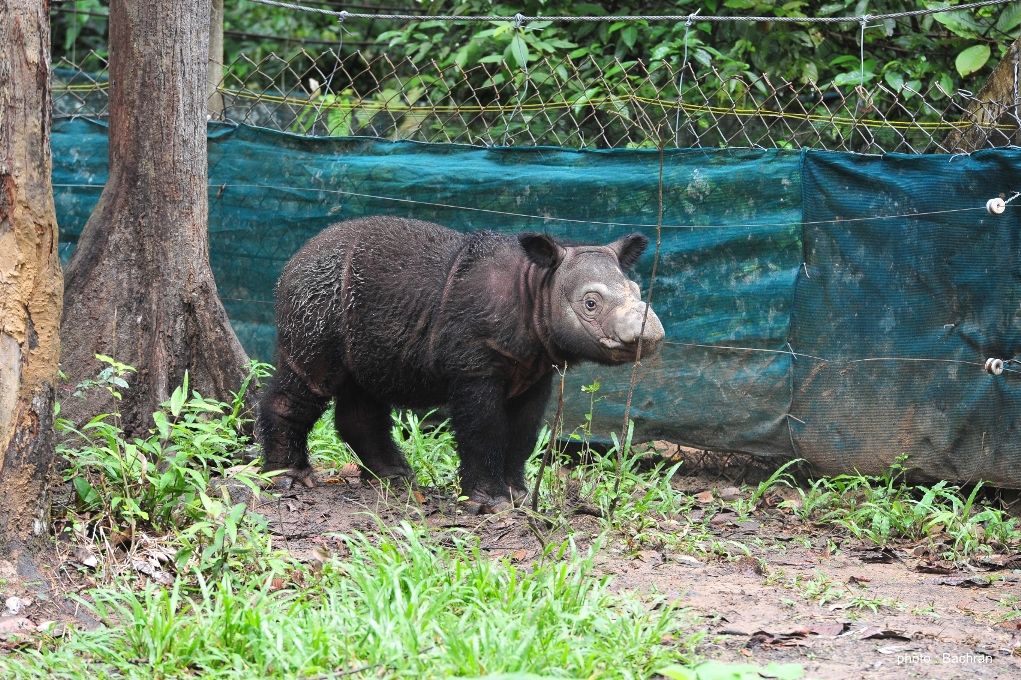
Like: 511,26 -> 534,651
57,357 -> 276,574
58,358 -> 269,532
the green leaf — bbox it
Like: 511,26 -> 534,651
621,25 -> 638,50
833,71 -> 873,87
656,665 -> 697,680
932,8 -> 986,39
73,477 -> 101,508
762,662 -> 806,680
661,660 -> 804,680
955,44 -> 990,77
801,61 -> 818,83
996,3 -> 1021,33
817,2 -> 846,15
884,71 -> 904,91
509,34 -> 529,69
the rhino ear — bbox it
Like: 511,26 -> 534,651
610,233 -> 649,270
518,232 -> 565,269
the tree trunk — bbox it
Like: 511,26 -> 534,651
61,0 -> 250,437
0,0 -> 64,557
207,0 -> 224,120
944,36 -> 1021,152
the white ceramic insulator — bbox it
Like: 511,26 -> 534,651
986,358 -> 1004,376
987,198 -> 1006,215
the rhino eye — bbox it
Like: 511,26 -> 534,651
584,298 -> 597,311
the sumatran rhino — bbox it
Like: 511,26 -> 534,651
258,216 -> 665,513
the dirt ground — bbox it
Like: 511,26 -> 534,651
253,459 -> 1021,680
5,454 -> 1021,680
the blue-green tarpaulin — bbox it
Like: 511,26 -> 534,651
52,117 -> 1021,487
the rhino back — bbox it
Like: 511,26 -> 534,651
275,216 -> 466,403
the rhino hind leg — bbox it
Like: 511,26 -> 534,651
258,363 -> 330,489
334,384 -> 415,482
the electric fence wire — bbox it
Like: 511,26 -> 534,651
52,178 -> 1021,372
248,0 -> 1018,24
50,182 -> 1018,231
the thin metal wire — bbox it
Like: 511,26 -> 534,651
311,16 -> 348,129
664,340 -> 993,370
249,0 -> 1017,24
50,182 -> 1016,229
502,15 -> 530,146
674,12 -> 697,148
609,145 -> 666,521
664,340 -> 829,363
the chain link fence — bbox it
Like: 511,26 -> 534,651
50,47 -> 1021,483
54,48 -> 1020,153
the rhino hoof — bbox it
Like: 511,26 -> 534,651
508,487 -> 529,506
361,466 -> 415,485
269,468 -> 316,490
462,491 -> 514,515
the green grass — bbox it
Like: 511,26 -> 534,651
3,367 -> 711,679
309,408 -> 462,489
759,457 -> 1021,561
27,363 -> 1021,679
1,526 -> 700,679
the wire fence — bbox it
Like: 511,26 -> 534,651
49,44 -> 1021,483
53,47 -> 1020,154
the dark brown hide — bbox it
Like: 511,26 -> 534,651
259,217 -> 664,511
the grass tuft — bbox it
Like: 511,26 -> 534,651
1,526 -> 700,679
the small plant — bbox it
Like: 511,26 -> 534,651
837,592 -> 901,615
794,570 -> 843,607
747,458 -> 801,506
996,594 -> 1021,622
392,409 -> 460,488
309,407 -> 462,489
59,361 -> 269,533
56,357 -> 274,574
172,485 -> 284,576
775,457 -> 1021,562
912,601 -> 941,619
579,379 -> 604,439
306,404 -> 357,470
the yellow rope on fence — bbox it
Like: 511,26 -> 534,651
219,88 -> 1017,132
51,81 -> 1017,133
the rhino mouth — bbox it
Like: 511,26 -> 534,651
598,336 -> 655,361
599,337 -> 630,350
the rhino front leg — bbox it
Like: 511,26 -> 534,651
504,374 -> 554,505
448,377 -> 513,513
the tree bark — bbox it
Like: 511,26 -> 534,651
0,0 -> 64,556
944,36 -> 1021,152
61,0 -> 250,437
207,0 -> 224,120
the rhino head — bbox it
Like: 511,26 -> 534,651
520,232 -> 666,365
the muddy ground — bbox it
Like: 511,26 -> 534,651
256,457 -> 1021,680
5,451 -> 1021,680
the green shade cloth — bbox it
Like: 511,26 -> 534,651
790,150 -> 1021,485
52,118 -> 1021,486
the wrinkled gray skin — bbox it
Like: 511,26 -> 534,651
258,216 -> 664,513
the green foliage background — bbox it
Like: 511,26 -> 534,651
50,1 -> 1021,107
